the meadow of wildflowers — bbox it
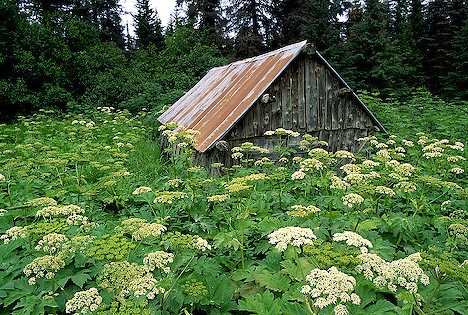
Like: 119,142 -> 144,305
0,108 -> 467,314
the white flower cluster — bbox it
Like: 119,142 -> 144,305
376,149 -> 391,159
132,186 -> 153,195
119,218 -> 167,241
0,173 -> 5,181
308,148 -> 329,156
144,251 -> 174,273
194,236 -> 212,251
356,252 -> 430,293
291,170 -> 306,180
341,193 -> 364,208
66,214 -> 88,226
207,194 -> 230,202
375,186 -> 396,196
35,233 -> 69,254
394,181 -> 417,193
343,173 -> 366,184
132,223 -> 167,241
99,261 -> 164,300
362,160 -> 380,168
335,150 -> 355,159
125,272 -> 164,299
330,176 -> 350,190
301,267 -> 360,315
446,155 -> 466,163
450,167 -> 464,174
332,231 -> 373,253
287,205 -> 321,217
25,197 -> 57,207
340,163 -> 361,174
299,158 -> 324,172
65,288 -> 103,314
153,191 -> 188,204
1,226 -> 28,244
264,128 -> 300,137
23,255 -> 66,285
401,139 -> 414,147
268,226 -> 317,252
36,204 -> 85,219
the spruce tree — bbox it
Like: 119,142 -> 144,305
134,0 -> 164,50
229,0 -> 273,58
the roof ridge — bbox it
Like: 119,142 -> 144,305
211,40 -> 308,70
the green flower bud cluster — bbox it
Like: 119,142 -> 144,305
28,219 -> 69,240
95,301 -> 150,315
87,233 -> 136,261
303,242 -> 360,269
420,251 -> 468,284
182,279 -> 208,298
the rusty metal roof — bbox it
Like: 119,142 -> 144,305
158,40 -> 308,152
158,40 -> 386,152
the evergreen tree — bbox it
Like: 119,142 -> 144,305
134,0 -> 164,50
443,0 -> 468,98
341,0 -> 416,93
301,0 -> 342,52
176,0 -> 226,49
229,0 -> 274,58
422,0 -> 452,93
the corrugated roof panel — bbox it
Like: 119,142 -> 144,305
158,40 -> 308,152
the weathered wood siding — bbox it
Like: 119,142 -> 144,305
165,53 -> 377,170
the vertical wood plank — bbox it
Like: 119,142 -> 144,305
282,68 -> 292,129
291,62 -> 299,130
317,64 -> 326,130
310,59 -> 318,131
328,72 -> 340,130
298,58 -> 306,130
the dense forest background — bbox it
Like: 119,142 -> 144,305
0,0 -> 467,121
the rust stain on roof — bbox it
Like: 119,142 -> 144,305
158,40 -> 308,153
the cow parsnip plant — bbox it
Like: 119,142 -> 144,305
0,109 -> 467,315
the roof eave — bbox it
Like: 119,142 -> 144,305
315,51 -> 387,133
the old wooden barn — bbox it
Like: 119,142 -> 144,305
158,40 -> 386,167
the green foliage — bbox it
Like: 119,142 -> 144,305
361,90 -> 468,142
0,93 -> 467,314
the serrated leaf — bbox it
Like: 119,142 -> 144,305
357,218 -> 383,232
70,271 -> 91,288
238,290 -> 284,315
363,300 -> 399,315
253,270 -> 290,292
280,258 -> 313,281
281,302 -> 308,315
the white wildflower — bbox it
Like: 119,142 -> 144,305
132,186 -> 153,195
330,176 -> 350,190
35,233 -> 69,254
65,288 -> 102,314
341,193 -> 364,208
450,167 -> 464,174
301,266 -> 360,313
1,226 -> 28,244
144,251 -> 174,273
291,170 -> 306,180
268,226 -> 316,252
375,186 -> 396,196
333,231 -> 373,250
335,150 -> 354,159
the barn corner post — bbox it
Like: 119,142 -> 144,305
157,40 -> 386,169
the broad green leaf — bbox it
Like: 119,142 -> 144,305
238,290 -> 284,315
253,270 -> 291,292
70,271 -> 91,288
